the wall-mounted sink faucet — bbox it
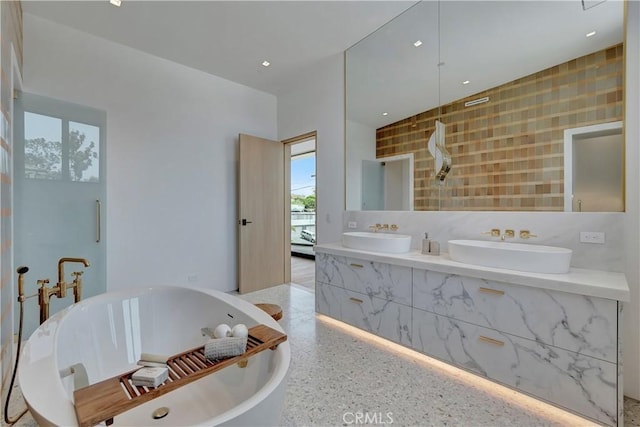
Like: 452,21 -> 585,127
519,230 -> 537,239
369,223 -> 383,232
481,228 -> 516,240
368,223 -> 399,232
501,229 -> 515,241
481,229 -> 501,237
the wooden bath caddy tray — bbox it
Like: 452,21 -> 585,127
73,324 -> 287,427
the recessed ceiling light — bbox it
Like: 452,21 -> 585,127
262,60 -> 270,67
382,112 -> 389,116
109,0 -> 121,6
413,40 -> 423,47
463,80 -> 470,85
586,30 -> 597,38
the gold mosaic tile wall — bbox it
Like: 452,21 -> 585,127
376,44 -> 623,211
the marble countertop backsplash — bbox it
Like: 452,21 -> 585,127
344,211 -> 625,273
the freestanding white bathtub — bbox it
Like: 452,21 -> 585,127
18,286 -> 291,426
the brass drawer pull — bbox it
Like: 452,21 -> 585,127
349,297 -> 364,304
479,287 -> 505,296
350,263 -> 364,269
478,335 -> 505,346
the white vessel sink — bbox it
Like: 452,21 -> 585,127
342,232 -> 412,254
448,239 -> 572,274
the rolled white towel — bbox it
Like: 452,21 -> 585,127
138,352 -> 169,368
231,324 -> 248,338
213,324 -> 232,339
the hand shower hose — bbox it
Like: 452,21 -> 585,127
3,266 -> 29,425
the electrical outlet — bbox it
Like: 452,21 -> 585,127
347,221 -> 357,229
579,231 -> 605,244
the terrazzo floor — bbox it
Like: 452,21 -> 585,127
4,283 -> 640,426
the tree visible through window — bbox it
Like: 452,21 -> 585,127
24,112 -> 99,182
25,136 -> 62,180
69,125 -> 99,182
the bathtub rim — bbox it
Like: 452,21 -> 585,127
17,285 -> 291,427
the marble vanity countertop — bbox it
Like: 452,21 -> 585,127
315,243 -> 630,302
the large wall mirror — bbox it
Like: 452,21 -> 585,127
346,0 -> 624,212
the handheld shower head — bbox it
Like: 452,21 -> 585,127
16,266 -> 29,302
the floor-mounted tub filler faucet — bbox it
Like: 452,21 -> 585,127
5,260 -> 89,425
39,257 -> 90,324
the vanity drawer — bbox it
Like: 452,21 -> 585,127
316,252 -> 341,285
412,309 -> 617,426
316,253 -> 412,306
412,270 -> 617,362
316,282 -> 412,347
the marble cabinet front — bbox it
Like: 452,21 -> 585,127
412,309 -> 617,426
316,252 -> 412,305
413,270 -> 618,363
316,281 -> 412,346
315,252 -> 621,426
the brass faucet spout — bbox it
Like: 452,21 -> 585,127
58,258 -> 90,284
30,258 -> 91,324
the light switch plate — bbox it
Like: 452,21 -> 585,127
580,231 -> 605,244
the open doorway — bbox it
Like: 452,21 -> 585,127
284,133 -> 316,291
563,121 -> 623,212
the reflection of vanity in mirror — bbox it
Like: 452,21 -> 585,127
346,0 -> 624,212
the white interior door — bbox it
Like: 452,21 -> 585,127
238,133 -> 285,294
14,93 -> 106,336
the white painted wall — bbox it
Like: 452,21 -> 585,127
623,0 -> 640,400
345,120 -> 376,210
278,54 -> 344,245
23,14 -> 277,293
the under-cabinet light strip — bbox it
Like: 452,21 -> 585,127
317,314 -> 598,426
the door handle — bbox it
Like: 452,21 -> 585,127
96,200 -> 101,243
240,219 -> 253,226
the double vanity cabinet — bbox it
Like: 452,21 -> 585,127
315,244 -> 629,426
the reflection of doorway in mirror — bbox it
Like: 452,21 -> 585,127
361,153 -> 414,211
564,121 -> 623,212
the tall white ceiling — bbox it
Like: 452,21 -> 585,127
23,0 -> 416,96
347,0 -> 625,128
23,1 -> 625,130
